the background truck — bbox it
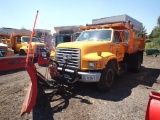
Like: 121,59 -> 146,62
54,14 -> 146,91
4,29 -> 47,56
0,32 -> 14,57
54,26 -> 81,47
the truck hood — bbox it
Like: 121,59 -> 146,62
30,42 -> 45,46
57,41 -> 111,53
23,42 -> 45,47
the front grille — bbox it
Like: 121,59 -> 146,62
56,48 -> 80,70
0,47 -> 7,57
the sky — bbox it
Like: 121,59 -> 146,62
0,0 -> 160,34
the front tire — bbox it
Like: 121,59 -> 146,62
97,62 -> 115,92
19,50 -> 27,56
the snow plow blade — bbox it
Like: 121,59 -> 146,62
20,62 -> 38,116
145,91 -> 160,120
0,56 -> 28,71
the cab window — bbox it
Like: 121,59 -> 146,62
114,31 -> 122,43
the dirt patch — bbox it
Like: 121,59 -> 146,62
0,56 -> 160,120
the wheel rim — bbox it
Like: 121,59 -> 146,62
105,69 -> 114,86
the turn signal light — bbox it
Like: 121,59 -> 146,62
96,62 -> 102,68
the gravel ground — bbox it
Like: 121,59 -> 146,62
0,56 -> 160,120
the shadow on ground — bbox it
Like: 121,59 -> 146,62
73,66 -> 160,101
0,68 -> 25,75
32,66 -> 160,120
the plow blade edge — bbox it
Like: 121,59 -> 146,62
20,63 -> 38,116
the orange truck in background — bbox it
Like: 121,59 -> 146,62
9,32 -> 46,56
54,14 -> 146,91
0,29 -> 47,56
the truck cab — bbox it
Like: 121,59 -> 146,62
76,28 -> 125,61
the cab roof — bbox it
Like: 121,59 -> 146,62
80,22 -> 133,31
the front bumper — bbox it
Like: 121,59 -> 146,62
57,67 -> 101,82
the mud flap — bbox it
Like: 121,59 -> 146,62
37,56 -> 48,66
20,62 -> 38,116
145,91 -> 160,120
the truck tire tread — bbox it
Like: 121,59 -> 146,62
97,62 -> 115,92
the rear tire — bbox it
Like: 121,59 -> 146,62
132,54 -> 142,73
97,62 -> 115,92
126,53 -> 142,73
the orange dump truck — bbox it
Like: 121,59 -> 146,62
1,29 -> 47,56
54,14 -> 146,91
9,31 -> 46,56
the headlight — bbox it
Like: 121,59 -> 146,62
88,62 -> 96,68
88,62 -> 103,69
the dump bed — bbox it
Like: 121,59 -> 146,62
92,14 -> 143,31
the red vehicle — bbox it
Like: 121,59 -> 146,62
145,91 -> 160,120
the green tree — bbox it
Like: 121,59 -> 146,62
149,27 -> 159,38
147,16 -> 160,49
157,16 -> 160,26
138,26 -> 147,38
149,16 -> 160,39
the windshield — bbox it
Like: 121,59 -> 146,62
76,29 -> 112,41
22,37 -> 40,43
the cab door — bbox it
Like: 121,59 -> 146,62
14,37 -> 22,52
112,43 -> 124,61
111,31 -> 125,62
